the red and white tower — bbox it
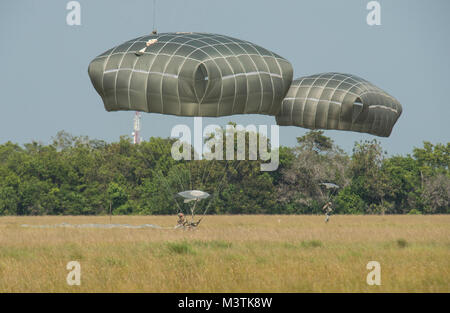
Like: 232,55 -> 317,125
132,111 -> 142,144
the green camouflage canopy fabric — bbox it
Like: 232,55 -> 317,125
275,73 -> 402,137
88,33 -> 403,137
88,32 -> 293,117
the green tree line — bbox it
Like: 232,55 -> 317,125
0,129 -> 448,215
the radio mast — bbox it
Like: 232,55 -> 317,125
132,111 -> 141,144
132,1 -> 157,145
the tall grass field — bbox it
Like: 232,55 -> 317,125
0,215 -> 448,292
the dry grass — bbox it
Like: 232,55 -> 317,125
0,215 -> 448,292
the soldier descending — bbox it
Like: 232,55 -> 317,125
322,201 -> 333,223
175,190 -> 210,229
176,212 -> 187,228
176,212 -> 202,229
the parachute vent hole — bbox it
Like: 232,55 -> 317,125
352,97 -> 365,124
354,98 -> 363,106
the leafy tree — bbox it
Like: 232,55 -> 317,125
0,130 -> 448,216
422,174 -> 450,214
413,142 -> 449,178
107,182 -> 129,215
334,186 -> 366,214
277,130 -> 349,212
381,155 -> 420,213
349,139 -> 389,213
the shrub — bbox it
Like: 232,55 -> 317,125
301,240 -> 323,248
166,242 -> 195,255
396,238 -> 408,248
334,187 -> 366,214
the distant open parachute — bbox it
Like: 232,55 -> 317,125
88,32 -> 402,137
177,190 -> 210,203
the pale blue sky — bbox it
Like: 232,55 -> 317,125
0,0 -> 449,155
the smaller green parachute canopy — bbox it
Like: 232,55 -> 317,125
88,32 -> 293,117
276,73 -> 402,137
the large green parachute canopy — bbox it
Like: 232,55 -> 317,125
88,33 -> 402,137
275,73 -> 402,137
88,32 -> 293,117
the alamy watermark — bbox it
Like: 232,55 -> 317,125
366,261 -> 381,286
66,1 -> 81,26
366,1 -> 381,26
170,118 -> 279,172
66,261 -> 81,286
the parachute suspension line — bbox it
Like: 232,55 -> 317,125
318,186 -> 326,202
201,127 -> 236,193
175,166 -> 186,194
329,187 -> 338,202
188,158 -> 193,191
201,161 -> 231,216
201,158 -> 215,189
202,160 -> 239,216
203,159 -> 217,190
199,160 -> 207,189
155,169 -> 183,214
328,189 -> 333,202
150,140 -> 183,213
171,161 -> 187,197
201,162 -> 220,215
173,169 -> 185,215
152,0 -> 157,34
190,199 -> 198,223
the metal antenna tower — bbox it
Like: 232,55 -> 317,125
132,111 -> 142,144
132,1 -> 158,145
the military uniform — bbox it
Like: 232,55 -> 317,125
322,202 -> 333,223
